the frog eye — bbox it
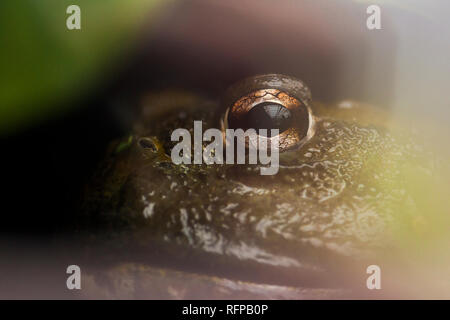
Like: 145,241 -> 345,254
221,74 -> 316,152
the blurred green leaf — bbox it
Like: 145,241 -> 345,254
0,0 -> 165,135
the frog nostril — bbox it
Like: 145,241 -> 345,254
138,137 -> 157,152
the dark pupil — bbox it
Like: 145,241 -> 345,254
242,102 -> 292,137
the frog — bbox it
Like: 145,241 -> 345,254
77,74 -> 450,299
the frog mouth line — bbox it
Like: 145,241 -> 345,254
81,261 -> 350,299
69,226 -> 371,296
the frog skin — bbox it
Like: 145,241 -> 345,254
78,74 -> 449,299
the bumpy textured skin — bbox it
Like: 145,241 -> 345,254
80,84 -> 442,296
